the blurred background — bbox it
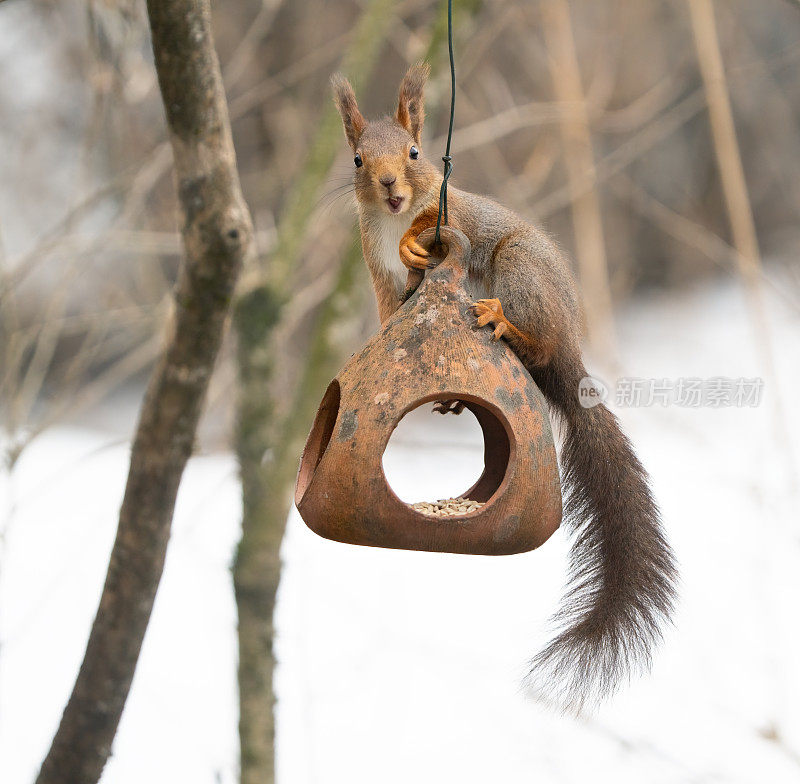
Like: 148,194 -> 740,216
1,0 -> 799,782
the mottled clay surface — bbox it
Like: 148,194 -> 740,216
295,228 -> 562,555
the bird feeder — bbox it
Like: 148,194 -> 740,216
294,227 -> 562,555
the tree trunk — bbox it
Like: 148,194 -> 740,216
231,0 -> 492,777
231,0 -> 399,778
35,1 -> 253,782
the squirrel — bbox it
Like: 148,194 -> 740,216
332,63 -> 677,712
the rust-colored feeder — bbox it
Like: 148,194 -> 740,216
294,227 -> 562,555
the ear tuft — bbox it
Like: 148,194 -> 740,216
331,73 -> 367,150
397,62 -> 429,143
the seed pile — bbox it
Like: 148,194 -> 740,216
411,497 -> 484,517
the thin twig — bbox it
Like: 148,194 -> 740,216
687,0 -> 797,479
542,0 -> 616,359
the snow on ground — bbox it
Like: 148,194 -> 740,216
1,272 -> 799,783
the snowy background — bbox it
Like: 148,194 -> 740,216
1,268 -> 799,784
2,0 -> 800,781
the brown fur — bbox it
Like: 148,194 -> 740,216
396,62 -> 429,143
333,65 -> 678,712
331,74 -> 367,150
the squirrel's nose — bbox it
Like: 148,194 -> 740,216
379,174 -> 396,188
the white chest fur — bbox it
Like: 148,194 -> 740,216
364,212 -> 413,296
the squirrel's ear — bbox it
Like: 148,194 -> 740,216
397,62 -> 429,143
331,73 -> 366,151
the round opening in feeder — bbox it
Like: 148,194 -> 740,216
381,396 -> 512,518
295,379 -> 340,506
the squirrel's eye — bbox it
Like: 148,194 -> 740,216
354,153 -> 363,168
409,146 -> 419,160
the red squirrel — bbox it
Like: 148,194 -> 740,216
332,63 -> 677,711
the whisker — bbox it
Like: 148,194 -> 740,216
315,182 -> 355,209
315,185 -> 356,213
317,187 -> 356,217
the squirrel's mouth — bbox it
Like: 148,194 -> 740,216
386,196 -> 404,214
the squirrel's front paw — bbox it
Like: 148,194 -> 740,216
471,299 -> 509,342
399,233 -> 433,270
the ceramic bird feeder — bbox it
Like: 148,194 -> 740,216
294,227 -> 562,555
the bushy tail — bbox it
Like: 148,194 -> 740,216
527,352 -> 678,713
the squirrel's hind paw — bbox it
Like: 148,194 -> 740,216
433,399 -> 465,415
490,321 -> 507,341
471,299 -> 511,341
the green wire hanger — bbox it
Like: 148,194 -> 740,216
434,0 -> 456,245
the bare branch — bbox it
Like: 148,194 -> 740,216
542,0 -> 616,359
687,0 -> 797,480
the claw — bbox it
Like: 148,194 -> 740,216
400,244 -> 431,270
433,399 -> 465,415
476,298 -> 505,317
399,227 -> 438,273
471,298 -> 511,342
406,239 -> 430,257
